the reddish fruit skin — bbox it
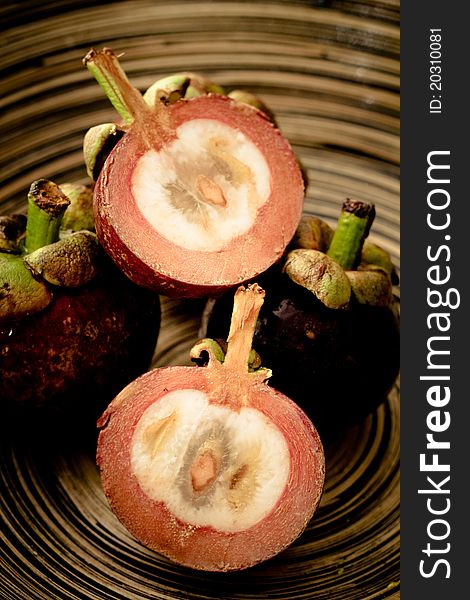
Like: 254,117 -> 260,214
0,261 -> 160,416
97,366 -> 325,571
94,95 -> 304,298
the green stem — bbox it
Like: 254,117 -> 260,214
25,180 -> 70,253
326,199 -> 375,270
223,284 -> 265,374
83,48 -> 173,144
83,48 -> 140,125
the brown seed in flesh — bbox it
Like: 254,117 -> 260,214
190,449 -> 218,492
196,174 -> 228,207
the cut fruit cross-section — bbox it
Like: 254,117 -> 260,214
97,284 -> 325,571
85,48 -> 305,297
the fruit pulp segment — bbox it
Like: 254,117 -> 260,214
132,119 -> 271,252
130,388 -> 290,533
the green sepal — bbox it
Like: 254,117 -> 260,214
83,123 -> 123,181
190,337 -> 265,374
346,268 -> 392,306
0,254 -> 53,322
59,183 -> 95,232
291,215 -> 333,253
360,240 -> 398,283
190,338 -> 226,365
284,248 -> 351,310
144,72 -> 225,107
24,231 -> 101,288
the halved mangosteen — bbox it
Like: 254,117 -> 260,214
96,284 -> 325,571
84,48 -> 304,298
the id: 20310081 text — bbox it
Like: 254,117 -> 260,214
429,29 -> 442,115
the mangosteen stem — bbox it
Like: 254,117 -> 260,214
223,284 -> 265,374
326,199 -> 375,270
83,48 -> 139,125
25,180 -> 70,253
83,47 -> 173,145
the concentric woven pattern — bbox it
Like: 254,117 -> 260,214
0,1 -> 400,598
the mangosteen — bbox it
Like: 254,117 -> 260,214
82,48 -> 304,298
202,200 -> 400,433
0,179 -> 161,418
96,284 -> 325,571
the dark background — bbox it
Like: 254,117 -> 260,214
401,1 -> 468,597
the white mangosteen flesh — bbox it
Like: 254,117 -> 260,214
132,119 -> 271,252
131,388 -> 290,533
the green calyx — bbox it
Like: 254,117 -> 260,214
190,338 -> 263,373
83,123 -> 124,182
59,183 -> 95,231
284,249 -> 351,310
361,240 -> 398,283
0,179 -> 102,323
24,231 -> 101,288
0,254 -> 53,321
144,72 -> 225,107
291,215 -> 333,253
144,74 -> 277,125
286,200 -> 397,309
346,269 -> 392,307
227,89 -> 277,124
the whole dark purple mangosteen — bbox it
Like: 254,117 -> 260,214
202,200 -> 400,433
0,179 -> 161,419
